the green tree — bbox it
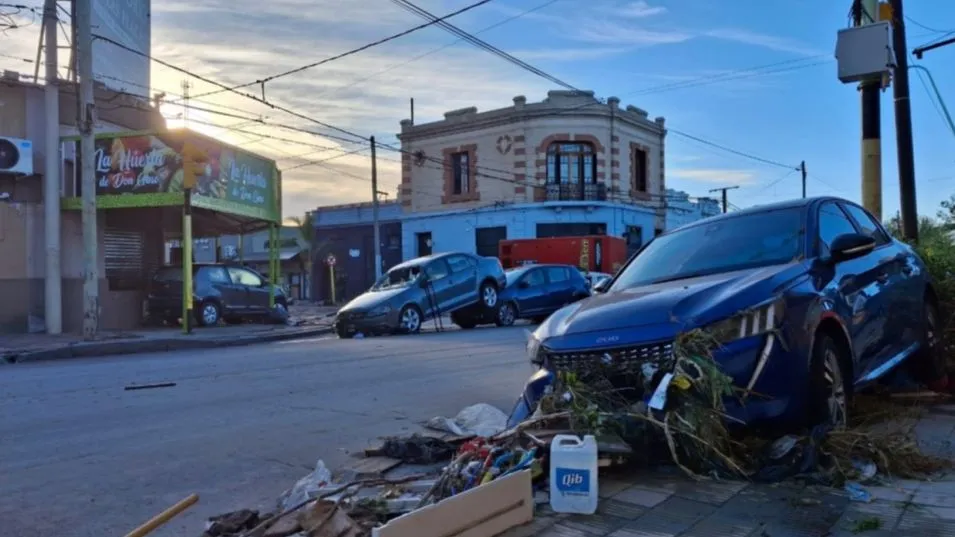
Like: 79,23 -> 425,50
288,213 -> 328,300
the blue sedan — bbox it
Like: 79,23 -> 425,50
495,265 -> 591,326
508,197 -> 945,429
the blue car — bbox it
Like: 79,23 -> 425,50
508,197 -> 945,429
495,265 -> 591,326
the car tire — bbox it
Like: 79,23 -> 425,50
496,302 -> 517,327
398,304 -> 423,334
479,281 -> 499,310
196,301 -> 221,327
807,332 -> 850,429
907,297 -> 947,387
335,325 -> 354,339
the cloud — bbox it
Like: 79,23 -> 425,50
704,28 -> 826,57
511,47 -> 631,61
670,168 -> 757,185
570,20 -> 692,46
614,1 -> 667,18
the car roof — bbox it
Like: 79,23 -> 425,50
389,252 -> 462,271
664,195 -> 847,235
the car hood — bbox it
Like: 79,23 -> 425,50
537,262 -> 806,339
340,287 -> 409,312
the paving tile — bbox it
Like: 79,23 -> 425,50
896,504 -> 955,534
613,485 -> 673,508
831,500 -> 905,535
536,522 -> 601,537
597,499 -> 647,520
913,489 -> 955,508
561,513 -> 628,536
621,497 -> 716,535
679,510 -> 764,537
499,516 -> 561,537
865,484 -> 916,503
670,479 -> 748,506
607,528 -> 676,537
600,478 -> 635,499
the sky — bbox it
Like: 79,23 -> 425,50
1,0 -> 953,222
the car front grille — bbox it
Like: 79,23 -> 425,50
544,341 -> 675,374
338,311 -> 365,321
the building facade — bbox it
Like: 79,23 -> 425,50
0,72 -> 166,333
397,90 -> 668,229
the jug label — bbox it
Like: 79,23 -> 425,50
554,468 -> 590,495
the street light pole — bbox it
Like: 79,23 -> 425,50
76,0 -> 99,339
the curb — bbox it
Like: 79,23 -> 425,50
2,326 -> 334,364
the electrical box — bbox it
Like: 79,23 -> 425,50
0,136 -> 34,176
835,22 -> 896,84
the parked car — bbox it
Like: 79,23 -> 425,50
147,263 -> 290,327
496,265 -> 591,326
334,252 -> 507,337
506,197 -> 945,429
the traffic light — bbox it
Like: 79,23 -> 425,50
181,142 -> 210,190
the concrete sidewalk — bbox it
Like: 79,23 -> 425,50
1,303 -> 337,364
502,403 -> 955,537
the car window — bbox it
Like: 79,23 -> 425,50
611,207 -> 805,289
842,203 -> 890,246
522,269 -> 546,287
200,266 -> 231,284
424,260 -> 450,280
228,267 -> 263,287
446,255 -> 474,273
817,202 -> 859,256
546,267 -> 569,283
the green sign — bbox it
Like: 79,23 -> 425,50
60,129 -> 281,223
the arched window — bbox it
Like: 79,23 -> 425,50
546,142 -> 596,185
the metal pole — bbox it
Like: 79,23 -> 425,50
182,189 -> 193,334
76,0 -> 99,339
124,494 -> 199,537
370,136 -> 382,280
43,0 -> 62,334
800,160 -> 807,199
708,186 -> 739,214
855,0 -> 883,220
889,0 -> 918,242
410,98 -> 415,124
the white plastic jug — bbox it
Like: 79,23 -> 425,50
549,434 -> 599,514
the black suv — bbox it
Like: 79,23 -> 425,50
147,263 -> 290,326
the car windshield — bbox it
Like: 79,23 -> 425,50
505,267 -> 531,285
373,265 -> 422,291
611,207 -> 805,289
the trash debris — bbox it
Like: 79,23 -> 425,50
278,460 -> 332,511
378,435 -> 456,465
300,500 -> 362,537
124,382 -> 177,391
845,482 -> 873,503
549,434 -> 599,514
426,403 -> 508,437
203,510 -> 260,536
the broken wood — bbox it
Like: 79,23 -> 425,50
124,382 -> 177,391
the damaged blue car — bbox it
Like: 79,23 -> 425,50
507,197 -> 945,429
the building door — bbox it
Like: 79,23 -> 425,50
475,226 -> 506,258
416,232 -> 433,257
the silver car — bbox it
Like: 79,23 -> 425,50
334,252 -> 507,337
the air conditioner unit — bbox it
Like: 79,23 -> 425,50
0,136 -> 34,176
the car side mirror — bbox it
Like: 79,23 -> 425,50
593,280 -> 609,293
829,233 -> 876,262
517,280 -> 530,289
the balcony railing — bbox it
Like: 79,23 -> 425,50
544,182 -> 607,202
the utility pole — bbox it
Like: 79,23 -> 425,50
370,136 -> 382,280
76,0 -> 99,339
888,0 -> 919,242
181,80 -> 191,126
854,0 -> 883,220
800,161 -> 807,199
709,186 -> 739,214
43,0 -> 61,334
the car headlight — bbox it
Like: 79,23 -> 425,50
368,305 -> 392,317
526,332 -> 543,365
706,298 -> 784,345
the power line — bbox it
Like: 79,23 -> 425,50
904,15 -> 954,35
389,0 -> 578,91
179,0 -> 496,103
667,128 -> 799,170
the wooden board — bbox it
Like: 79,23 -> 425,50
371,470 -> 534,537
341,456 -> 403,479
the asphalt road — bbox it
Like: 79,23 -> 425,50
0,325 -> 533,537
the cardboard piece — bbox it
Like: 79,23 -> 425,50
371,470 -> 534,537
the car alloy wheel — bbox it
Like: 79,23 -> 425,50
498,303 -> 516,326
201,303 -> 220,326
400,306 -> 421,334
482,284 -> 498,308
823,346 -> 848,429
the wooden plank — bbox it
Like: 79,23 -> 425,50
341,456 -> 403,479
372,470 -> 534,537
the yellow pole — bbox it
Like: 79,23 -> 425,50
124,494 -> 198,537
330,264 -> 336,305
182,189 -> 193,334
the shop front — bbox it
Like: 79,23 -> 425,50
59,128 -> 282,332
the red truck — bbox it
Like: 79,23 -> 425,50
498,235 -> 629,274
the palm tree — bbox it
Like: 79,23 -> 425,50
288,213 -> 328,300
